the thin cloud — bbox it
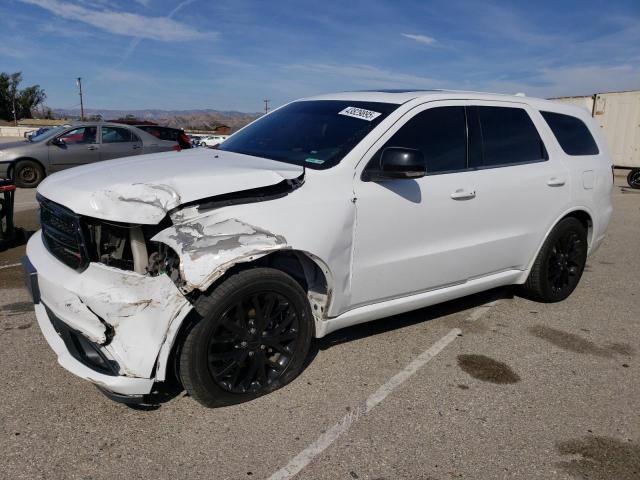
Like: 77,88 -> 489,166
97,68 -> 156,84
118,0 -> 198,68
401,33 -> 437,46
0,45 -> 27,58
284,63 -> 441,89
19,0 -> 214,41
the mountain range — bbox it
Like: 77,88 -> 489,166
52,108 -> 263,131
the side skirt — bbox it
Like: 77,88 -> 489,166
315,269 -> 522,338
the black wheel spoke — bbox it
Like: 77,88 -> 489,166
266,357 -> 284,371
206,288 -> 302,395
273,310 -> 296,335
256,353 -> 268,385
263,338 -> 291,355
242,357 -> 260,390
209,350 -> 237,362
221,318 -> 246,338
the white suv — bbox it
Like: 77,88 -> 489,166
22,90 -> 613,407
200,135 -> 229,148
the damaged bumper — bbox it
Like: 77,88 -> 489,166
25,231 -> 193,396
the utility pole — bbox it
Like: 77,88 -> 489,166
263,99 -> 270,114
11,95 -> 17,126
77,77 -> 85,121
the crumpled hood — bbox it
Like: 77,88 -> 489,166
37,149 -> 304,224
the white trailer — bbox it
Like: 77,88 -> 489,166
551,90 -> 640,188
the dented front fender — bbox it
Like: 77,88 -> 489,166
153,217 -> 290,291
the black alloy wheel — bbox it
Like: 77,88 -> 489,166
178,268 -> 313,407
207,291 -> 302,394
520,217 -> 588,302
546,230 -> 585,295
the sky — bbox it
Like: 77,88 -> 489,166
0,0 -> 639,112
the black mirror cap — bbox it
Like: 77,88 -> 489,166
363,147 -> 426,182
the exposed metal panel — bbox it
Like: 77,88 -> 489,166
593,91 -> 640,168
550,95 -> 594,113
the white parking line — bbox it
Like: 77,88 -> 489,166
0,263 -> 21,270
269,299 -> 499,480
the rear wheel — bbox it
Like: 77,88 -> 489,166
178,268 -> 313,407
520,217 -> 588,302
13,159 -> 45,188
627,168 -> 640,189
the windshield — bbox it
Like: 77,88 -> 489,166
218,100 -> 399,169
30,125 -> 68,142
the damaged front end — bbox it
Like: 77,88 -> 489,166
29,172 -> 310,399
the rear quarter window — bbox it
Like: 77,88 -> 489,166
541,111 -> 599,156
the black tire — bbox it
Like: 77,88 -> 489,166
178,268 -> 313,408
13,159 -> 45,188
627,168 -> 640,189
520,217 -> 588,303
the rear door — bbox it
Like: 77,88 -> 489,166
99,126 -> 143,161
462,103 -> 571,277
48,126 -> 100,171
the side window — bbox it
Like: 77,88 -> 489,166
59,127 -> 97,145
102,126 -> 133,143
381,106 -> 466,174
475,106 -> 547,168
541,111 -> 599,155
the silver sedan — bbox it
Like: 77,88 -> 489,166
0,122 -> 184,188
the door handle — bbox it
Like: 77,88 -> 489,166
132,144 -> 142,150
547,177 -> 566,187
450,189 -> 476,200
87,145 -> 98,150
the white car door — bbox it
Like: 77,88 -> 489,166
460,103 -> 571,276
350,102 -> 477,308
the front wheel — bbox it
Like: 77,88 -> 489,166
520,217 -> 588,302
627,168 -> 640,189
13,159 -> 45,188
178,268 -> 313,407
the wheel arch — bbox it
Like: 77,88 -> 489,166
153,249 -> 333,383
519,207 -> 594,284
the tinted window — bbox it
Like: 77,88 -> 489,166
476,106 -> 547,167
60,127 -> 97,145
541,111 -> 599,155
102,126 -> 133,143
219,101 -> 398,169
380,106 -> 466,174
138,126 -> 178,141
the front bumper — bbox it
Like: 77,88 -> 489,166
34,302 -> 155,395
25,231 -> 193,396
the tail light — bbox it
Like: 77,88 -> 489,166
179,132 -> 190,147
173,144 -> 181,151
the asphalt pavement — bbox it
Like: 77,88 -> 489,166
0,177 -> 638,480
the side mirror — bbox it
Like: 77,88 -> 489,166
51,137 -> 65,146
363,147 -> 426,182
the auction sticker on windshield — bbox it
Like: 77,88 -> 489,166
339,106 -> 382,121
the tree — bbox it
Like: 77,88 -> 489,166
0,72 -> 46,122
